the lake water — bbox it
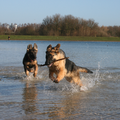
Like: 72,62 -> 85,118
0,40 -> 120,120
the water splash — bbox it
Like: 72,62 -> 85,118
0,64 -> 101,94
40,62 -> 101,93
80,62 -> 101,91
94,62 -> 101,82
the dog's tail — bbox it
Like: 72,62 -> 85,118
77,66 -> 93,73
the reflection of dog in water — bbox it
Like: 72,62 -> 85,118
22,83 -> 38,114
45,43 -> 93,87
23,43 -> 38,77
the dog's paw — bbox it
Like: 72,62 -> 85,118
33,73 -> 37,77
53,79 -> 59,83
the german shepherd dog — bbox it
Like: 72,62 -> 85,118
23,43 -> 38,77
45,44 -> 93,87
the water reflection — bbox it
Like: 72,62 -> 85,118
42,92 -> 85,119
22,83 -> 38,115
21,80 -> 85,119
0,41 -> 120,119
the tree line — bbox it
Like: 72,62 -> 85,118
0,14 -> 120,37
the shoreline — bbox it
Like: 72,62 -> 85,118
0,35 -> 120,42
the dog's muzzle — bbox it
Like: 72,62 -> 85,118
45,54 -> 54,67
45,60 -> 54,67
48,63 -> 53,67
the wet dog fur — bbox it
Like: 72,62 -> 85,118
23,43 -> 38,77
45,43 -> 93,87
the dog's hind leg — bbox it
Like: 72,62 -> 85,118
66,72 -> 83,87
73,77 -> 83,87
66,76 -> 83,87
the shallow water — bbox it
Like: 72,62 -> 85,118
0,40 -> 120,120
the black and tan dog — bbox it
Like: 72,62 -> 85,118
45,44 -> 93,87
23,43 -> 38,77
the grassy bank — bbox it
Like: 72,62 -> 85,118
0,35 -> 120,41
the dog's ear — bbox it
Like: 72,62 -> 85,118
27,44 -> 32,51
47,44 -> 52,52
33,43 -> 38,51
55,43 -> 60,53
56,44 -> 60,50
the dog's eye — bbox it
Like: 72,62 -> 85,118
51,55 -> 54,58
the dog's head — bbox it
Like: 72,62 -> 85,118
45,43 -> 60,67
27,43 -> 38,61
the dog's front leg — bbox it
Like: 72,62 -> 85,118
49,70 -> 56,81
24,66 -> 29,76
33,64 -> 38,77
26,70 -> 29,76
53,69 -> 65,83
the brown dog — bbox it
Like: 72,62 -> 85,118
45,44 -> 93,87
23,43 -> 38,77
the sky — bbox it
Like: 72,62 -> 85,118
0,0 -> 120,26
